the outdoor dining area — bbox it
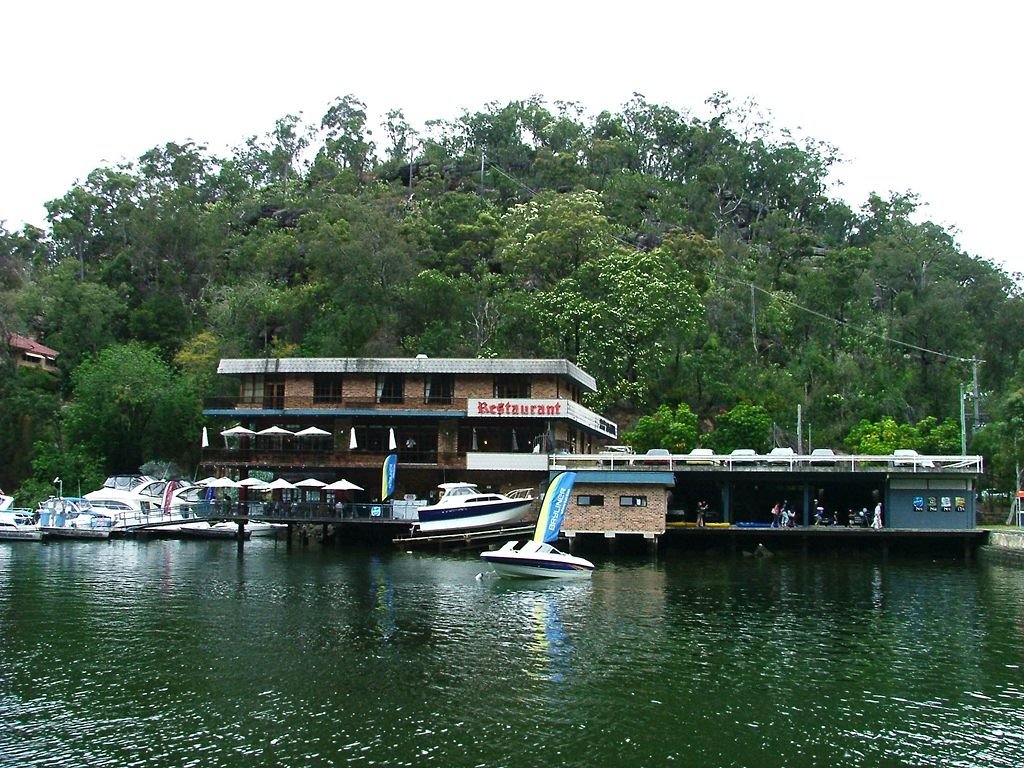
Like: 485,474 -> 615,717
193,472 -> 383,522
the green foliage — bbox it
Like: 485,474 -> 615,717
62,342 -> 201,474
706,403 -> 773,453
20,440 -> 106,508
622,403 -> 699,453
844,417 -> 913,454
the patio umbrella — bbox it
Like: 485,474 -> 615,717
195,476 -> 219,486
238,477 -> 269,487
203,476 -> 239,488
323,479 -> 364,491
294,478 -> 328,488
221,426 -> 255,437
294,426 -> 331,437
257,426 -> 294,436
265,478 -> 297,490
389,428 -> 397,451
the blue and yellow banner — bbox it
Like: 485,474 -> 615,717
534,471 -> 576,543
381,453 -> 398,500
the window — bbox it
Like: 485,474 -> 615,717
424,374 -> 454,404
494,374 -> 531,398
577,495 -> 604,507
240,375 -> 264,405
263,375 -> 285,410
314,374 -> 343,404
376,374 -> 405,404
619,495 -> 648,507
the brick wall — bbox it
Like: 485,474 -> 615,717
564,482 -> 667,534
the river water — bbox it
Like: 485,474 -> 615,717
1,538 -> 1022,768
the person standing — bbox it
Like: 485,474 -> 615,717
697,500 -> 708,527
770,502 -> 782,528
872,501 -> 883,529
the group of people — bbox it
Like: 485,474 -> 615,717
769,501 -> 797,528
770,500 -> 884,528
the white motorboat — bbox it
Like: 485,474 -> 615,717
415,483 -> 534,533
36,497 -> 113,540
0,509 -> 42,541
0,493 -> 15,512
479,472 -> 594,579
480,539 -> 594,578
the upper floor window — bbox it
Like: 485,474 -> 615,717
376,374 -> 405,404
494,374 -> 531,399
240,375 -> 264,405
577,495 -> 605,507
314,374 -> 343,404
424,374 -> 454,405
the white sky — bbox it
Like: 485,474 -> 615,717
3,1 -> 1020,275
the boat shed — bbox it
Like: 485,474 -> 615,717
550,451 -> 983,530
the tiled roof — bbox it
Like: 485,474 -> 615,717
217,357 -> 597,391
6,333 -> 58,359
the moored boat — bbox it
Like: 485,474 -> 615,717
479,472 -> 594,579
415,483 -> 534,533
0,509 -> 42,541
36,497 -> 113,540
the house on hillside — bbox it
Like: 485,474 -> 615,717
5,333 -> 59,374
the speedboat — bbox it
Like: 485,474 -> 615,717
415,482 -> 534,533
480,539 -> 594,578
0,493 -> 15,512
0,509 -> 42,541
479,472 -> 595,579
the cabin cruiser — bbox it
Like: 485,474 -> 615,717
36,497 -> 114,540
415,482 -> 534,534
0,508 -> 42,541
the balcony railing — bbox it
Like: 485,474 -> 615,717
203,396 -> 468,412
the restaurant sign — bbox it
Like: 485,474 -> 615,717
467,398 -> 617,438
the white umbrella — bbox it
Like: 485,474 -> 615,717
349,428 -> 358,449
295,478 -> 328,488
221,426 -> 255,436
323,479 -> 364,491
294,426 -> 331,437
204,476 -> 239,488
196,476 -> 219,485
389,427 -> 397,451
258,426 -> 294,436
238,477 -> 269,487
265,478 -> 297,490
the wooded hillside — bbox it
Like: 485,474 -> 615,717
2,93 -> 1022,502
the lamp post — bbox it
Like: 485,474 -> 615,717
53,476 -> 63,500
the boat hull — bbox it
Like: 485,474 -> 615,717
0,529 -> 43,542
480,544 -> 594,579
416,499 -> 533,533
40,526 -> 111,540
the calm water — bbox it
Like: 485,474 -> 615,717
1,538 -> 1023,768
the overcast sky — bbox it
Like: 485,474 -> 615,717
3,1 -> 1019,275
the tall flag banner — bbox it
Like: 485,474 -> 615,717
201,427 -> 209,448
534,471 -> 577,543
381,453 -> 398,501
162,479 -> 180,514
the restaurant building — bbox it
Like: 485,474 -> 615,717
201,356 -> 618,501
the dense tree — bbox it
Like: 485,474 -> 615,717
61,343 -> 202,474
